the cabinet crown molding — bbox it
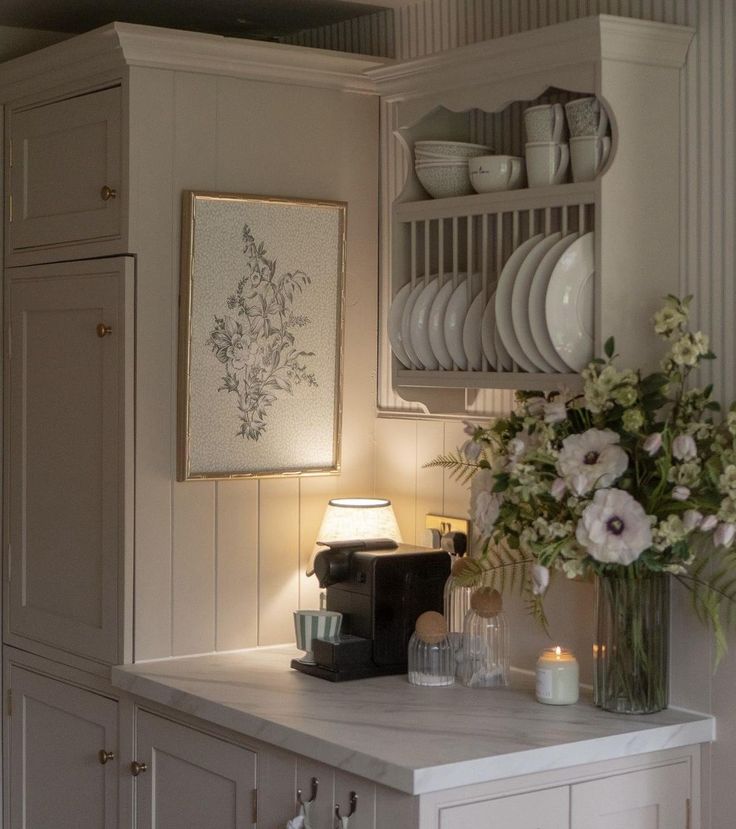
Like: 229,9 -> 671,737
0,21 -> 390,102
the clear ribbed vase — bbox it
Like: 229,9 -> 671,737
460,608 -> 510,688
443,574 -> 474,676
407,632 -> 455,686
594,571 -> 669,714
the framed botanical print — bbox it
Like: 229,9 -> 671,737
178,191 -> 346,480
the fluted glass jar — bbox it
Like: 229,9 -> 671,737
461,588 -> 510,688
407,632 -> 455,686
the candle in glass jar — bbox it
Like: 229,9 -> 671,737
536,646 -> 579,705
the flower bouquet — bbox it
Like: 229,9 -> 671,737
431,297 -> 736,713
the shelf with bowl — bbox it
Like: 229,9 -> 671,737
370,14 -> 693,414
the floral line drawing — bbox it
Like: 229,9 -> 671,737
207,223 -> 317,441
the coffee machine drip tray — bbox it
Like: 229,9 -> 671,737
292,634 -> 407,682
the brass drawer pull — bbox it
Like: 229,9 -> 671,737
130,761 -> 148,776
100,185 -> 117,201
96,323 -> 112,338
98,749 -> 115,765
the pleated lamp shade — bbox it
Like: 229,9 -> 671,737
314,498 -> 402,552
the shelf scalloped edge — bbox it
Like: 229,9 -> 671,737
394,181 -> 598,223
396,369 -> 583,392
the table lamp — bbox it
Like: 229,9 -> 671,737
314,497 -> 403,549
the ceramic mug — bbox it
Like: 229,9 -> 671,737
468,155 -> 525,193
523,103 -> 565,143
294,609 -> 342,665
564,96 -> 609,138
525,141 -> 569,187
570,135 -> 612,182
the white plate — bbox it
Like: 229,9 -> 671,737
481,291 -> 498,369
409,276 -> 441,370
511,233 -> 562,372
462,290 -> 487,370
444,274 -> 482,369
545,232 -> 595,371
529,233 -> 579,372
428,280 -> 456,370
401,280 -> 428,367
388,282 -> 414,368
495,234 -> 545,372
494,324 -> 513,371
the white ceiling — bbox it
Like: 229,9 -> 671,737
0,0 -> 393,40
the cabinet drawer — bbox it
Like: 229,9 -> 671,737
7,85 -> 123,262
439,786 -> 569,829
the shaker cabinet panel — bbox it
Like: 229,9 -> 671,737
7,85 -> 123,261
6,258 -> 132,665
438,786 -> 569,829
570,762 -> 690,829
134,711 -> 257,829
7,664 -> 119,829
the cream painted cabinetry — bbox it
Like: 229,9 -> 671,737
370,16 -> 694,412
4,257 -> 134,666
5,661 -> 120,829
438,786 -> 568,828
134,710 -> 257,829
7,85 -> 125,265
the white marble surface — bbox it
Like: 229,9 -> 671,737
112,646 -> 714,795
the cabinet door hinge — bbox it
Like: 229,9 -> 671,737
251,788 -> 257,825
686,797 -> 692,829
7,689 -> 12,717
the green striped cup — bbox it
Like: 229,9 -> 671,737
294,610 -> 342,665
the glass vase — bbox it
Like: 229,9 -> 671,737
594,570 -> 669,714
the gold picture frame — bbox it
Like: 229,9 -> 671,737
178,191 -> 346,480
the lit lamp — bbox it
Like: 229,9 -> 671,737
315,497 -> 403,549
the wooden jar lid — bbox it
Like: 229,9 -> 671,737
415,610 -> 447,644
470,587 -> 503,617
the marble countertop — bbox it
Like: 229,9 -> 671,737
111,646 -> 714,795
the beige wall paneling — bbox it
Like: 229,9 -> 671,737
414,420 -> 445,546
375,417 -> 418,542
170,72 -> 219,658
128,66 -> 176,660
258,478 -> 301,646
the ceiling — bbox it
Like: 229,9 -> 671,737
0,0 -> 393,41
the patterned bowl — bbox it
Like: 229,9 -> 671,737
415,140 -> 491,159
416,162 -> 474,198
294,610 -> 342,665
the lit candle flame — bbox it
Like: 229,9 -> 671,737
555,646 -> 562,657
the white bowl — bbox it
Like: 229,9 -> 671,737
415,140 -> 491,159
416,163 -> 473,198
415,159 -> 468,168
468,155 -> 525,193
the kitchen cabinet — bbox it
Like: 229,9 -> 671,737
369,16 -> 694,412
438,786 -> 568,828
133,710 -> 257,829
570,762 -> 691,829
4,257 -> 134,666
7,85 -> 125,266
5,662 -> 119,829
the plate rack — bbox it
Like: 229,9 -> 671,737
392,182 -> 596,391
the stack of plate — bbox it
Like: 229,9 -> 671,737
388,232 -> 595,373
414,141 -> 491,199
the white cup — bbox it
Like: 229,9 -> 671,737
525,142 -> 569,187
564,96 -> 609,138
468,155 -> 525,193
570,135 -> 612,182
523,103 -> 565,143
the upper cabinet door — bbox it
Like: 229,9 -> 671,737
571,762 -> 691,829
7,86 -> 124,265
135,711 -> 257,829
6,257 -> 133,665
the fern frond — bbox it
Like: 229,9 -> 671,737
525,592 -> 550,637
423,451 -> 480,484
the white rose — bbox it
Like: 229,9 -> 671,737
575,488 -> 652,565
672,486 -> 691,501
531,564 -> 550,596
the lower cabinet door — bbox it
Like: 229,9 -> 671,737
439,786 -> 569,828
7,665 -> 119,829
570,762 -> 691,829
134,710 -> 257,829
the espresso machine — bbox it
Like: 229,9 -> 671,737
291,539 -> 450,681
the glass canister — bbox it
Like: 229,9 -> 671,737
408,611 -> 455,686
461,587 -> 510,688
443,555 -> 481,677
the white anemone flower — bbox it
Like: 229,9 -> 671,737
576,488 -> 652,565
557,429 -> 629,494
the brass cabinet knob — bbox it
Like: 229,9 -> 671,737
96,323 -> 113,338
98,749 -> 115,765
100,185 -> 117,201
130,761 -> 148,777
